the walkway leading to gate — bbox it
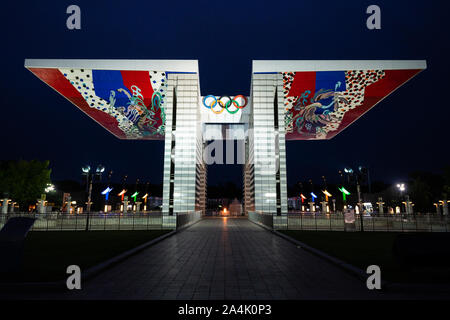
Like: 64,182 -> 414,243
64,217 -> 382,299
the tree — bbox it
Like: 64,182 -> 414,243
408,171 -> 444,213
0,160 -> 52,210
442,165 -> 450,199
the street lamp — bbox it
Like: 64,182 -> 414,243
343,166 -> 364,231
44,183 -> 55,193
396,183 -> 405,194
82,164 -> 105,230
396,183 -> 406,214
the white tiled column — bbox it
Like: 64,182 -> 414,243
251,73 -> 288,228
162,73 -> 201,228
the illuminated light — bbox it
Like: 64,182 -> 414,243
45,183 -> 55,193
81,165 -> 91,173
96,165 -> 105,173
101,186 -> 113,201
300,193 -> 307,203
310,192 -> 317,202
338,186 -> 351,201
322,190 -> 332,201
396,183 -> 405,192
131,191 -> 139,202
142,193 -> 148,199
118,189 -> 127,201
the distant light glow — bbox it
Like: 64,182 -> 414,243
118,189 -> 127,201
338,187 -> 351,201
101,187 -> 113,200
44,183 -> 55,193
322,190 -> 332,201
300,193 -> 307,203
81,165 -> 91,173
311,192 -> 317,202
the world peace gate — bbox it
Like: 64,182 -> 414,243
25,59 -> 426,228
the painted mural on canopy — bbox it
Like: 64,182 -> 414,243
28,68 -> 167,139
282,69 -> 421,140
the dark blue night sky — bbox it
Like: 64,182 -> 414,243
0,0 -> 449,188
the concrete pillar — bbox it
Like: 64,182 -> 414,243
332,199 -> 336,213
404,195 -> 413,215
377,197 -> 384,215
309,202 -> 315,212
66,196 -> 71,214
1,199 -> 8,214
321,201 -> 328,214
38,200 -> 46,214
435,204 -> 440,215
122,196 -> 129,213
443,201 -> 449,216
135,202 -> 141,212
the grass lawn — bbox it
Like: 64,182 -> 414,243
280,230 -> 450,284
2,230 -> 171,283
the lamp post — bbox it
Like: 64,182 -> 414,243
297,181 -> 304,211
143,181 -> 150,211
105,170 -> 113,211
344,167 -> 364,231
396,183 -> 405,214
82,164 -> 105,231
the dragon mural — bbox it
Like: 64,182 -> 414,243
283,70 -> 388,139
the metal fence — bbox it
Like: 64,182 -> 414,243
249,211 -> 450,232
287,213 -> 450,232
0,212 -> 165,231
0,211 -> 205,231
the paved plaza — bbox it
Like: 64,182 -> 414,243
63,218 -> 379,299
2,217 -> 450,300
59,218 -> 373,299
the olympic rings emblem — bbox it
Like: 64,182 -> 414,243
202,95 -> 247,114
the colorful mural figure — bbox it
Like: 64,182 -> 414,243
28,68 -> 167,139
27,61 -> 423,141
283,69 -> 422,140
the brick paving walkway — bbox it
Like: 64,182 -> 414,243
3,217 -> 448,300
65,217 -> 381,299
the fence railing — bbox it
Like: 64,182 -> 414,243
248,212 -> 450,232
0,212 -> 164,231
287,213 -> 450,232
0,211 -> 206,231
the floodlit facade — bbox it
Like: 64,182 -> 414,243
25,59 -> 426,228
